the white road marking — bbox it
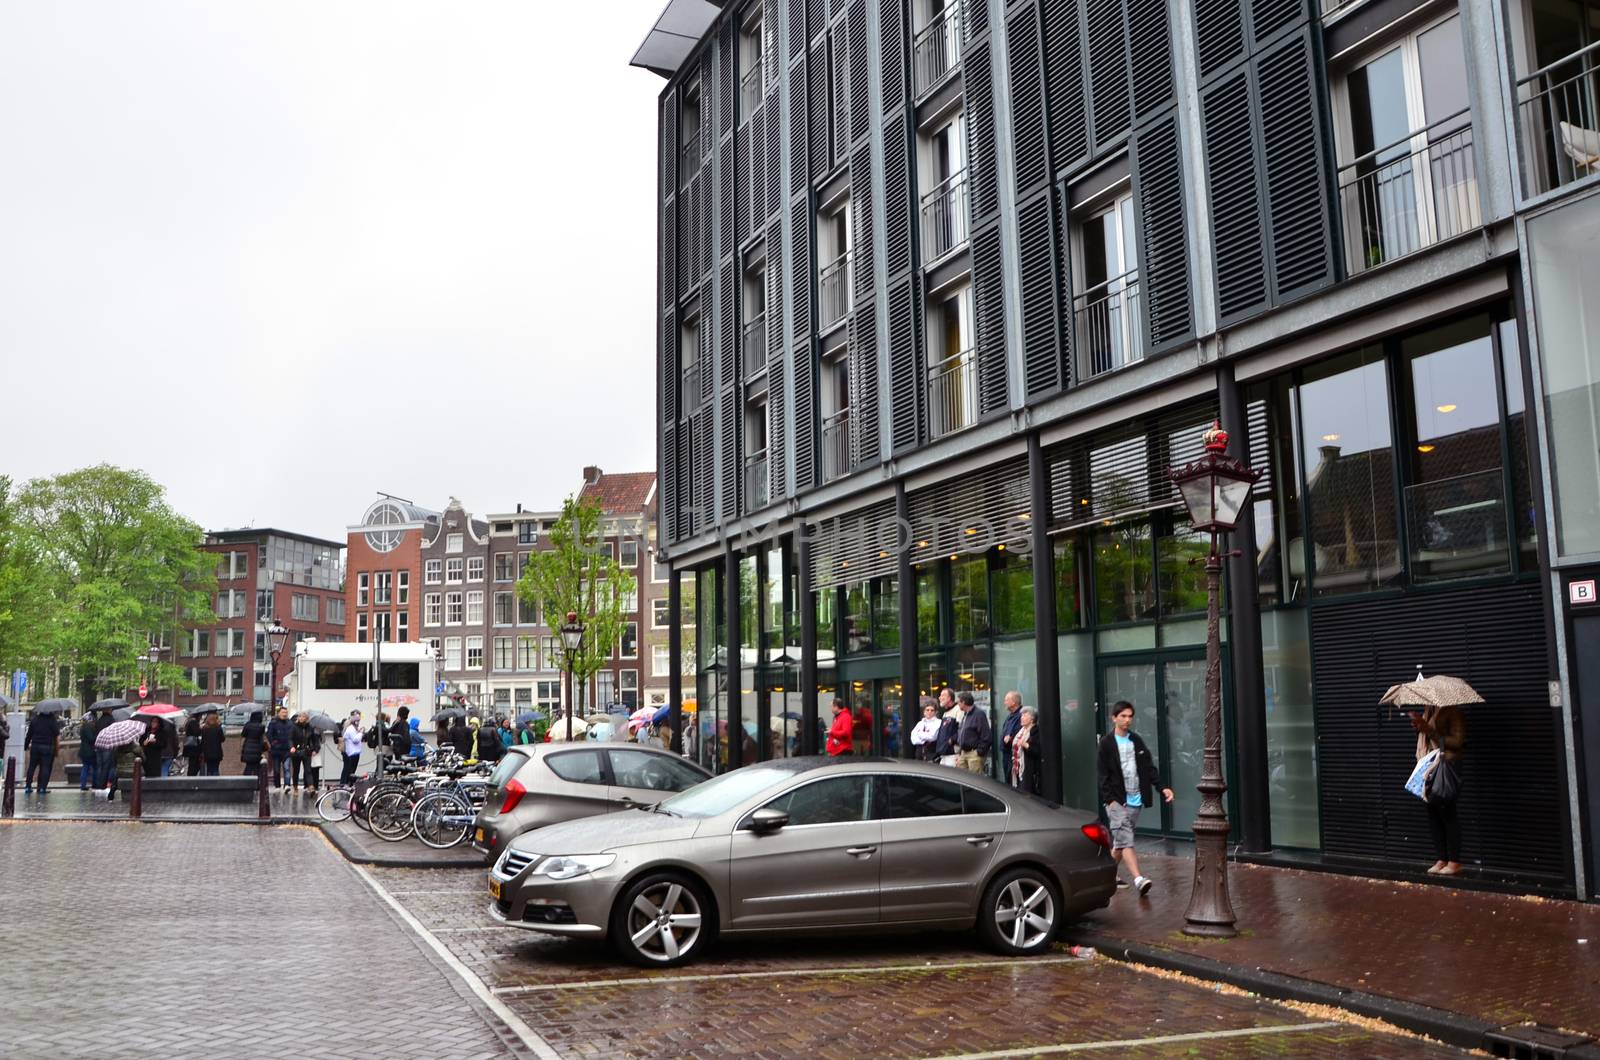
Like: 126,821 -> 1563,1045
383,889 -> 488,896
347,861 -> 562,1060
492,955 -> 1088,995
924,1021 -> 1346,1059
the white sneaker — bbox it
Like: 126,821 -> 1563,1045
1135,876 -> 1153,896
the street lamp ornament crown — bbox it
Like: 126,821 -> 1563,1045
1170,421 -> 1261,534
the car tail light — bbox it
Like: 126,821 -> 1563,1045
1081,822 -> 1112,850
498,778 -> 527,815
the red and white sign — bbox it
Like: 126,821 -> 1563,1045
1570,579 -> 1597,606
138,684 -> 148,698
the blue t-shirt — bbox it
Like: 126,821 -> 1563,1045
1115,733 -> 1142,808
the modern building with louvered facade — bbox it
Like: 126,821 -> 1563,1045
637,0 -> 1600,900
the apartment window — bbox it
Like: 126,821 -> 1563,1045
217,551 -> 248,580
446,533 -> 464,554
230,668 -> 245,696
518,520 -> 538,545
652,642 -> 671,676
817,198 -> 853,328
444,637 -> 463,670
681,318 -> 705,415
357,574 -> 370,608
494,591 -> 515,625
620,537 -> 639,567
746,398 -> 771,508
466,591 -> 484,625
374,571 -> 392,605
620,670 -> 639,710
494,552 -> 515,582
541,635 -> 561,668
189,629 -> 211,657
217,589 -> 245,618
652,598 -> 671,628
597,670 -> 617,706
913,0 -> 965,94
254,632 -> 268,664
739,5 -> 765,120
467,556 -> 485,582
445,558 -> 463,583
189,667 -> 209,692
1334,12 -> 1476,274
424,593 -> 442,626
292,592 -> 318,623
494,688 -> 512,709
466,636 -> 484,670
620,581 -> 639,614
446,592 -> 464,625
536,679 -> 561,710
494,636 -> 514,671
518,552 -> 533,578
927,284 -> 977,437
424,559 -> 442,584
620,622 -> 639,659
1073,189 -> 1142,381
519,595 -> 540,625
256,589 -> 273,621
373,611 -> 392,642
357,612 -> 369,643
396,611 -> 408,642
821,347 -> 851,481
327,598 -> 345,625
919,110 -> 969,262
518,635 -> 538,669
397,571 -> 409,605
218,629 -> 245,657
651,554 -> 669,583
681,81 -> 702,183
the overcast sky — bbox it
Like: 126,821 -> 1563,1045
0,0 -> 668,542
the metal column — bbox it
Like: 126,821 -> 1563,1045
896,482 -> 918,757
1028,435 -> 1062,802
668,563 -> 683,755
799,531 -> 819,756
725,544 -> 743,770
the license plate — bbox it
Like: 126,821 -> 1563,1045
475,827 -> 485,842
489,878 -> 502,900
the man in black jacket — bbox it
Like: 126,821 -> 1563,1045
1095,700 -> 1173,896
23,709 -> 61,794
954,692 -> 991,775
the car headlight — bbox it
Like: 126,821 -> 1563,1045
532,854 -> 616,881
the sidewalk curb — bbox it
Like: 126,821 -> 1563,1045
1,814 -> 315,826
1067,930 -> 1499,1052
316,820 -> 486,870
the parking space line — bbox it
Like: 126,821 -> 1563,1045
348,862 -> 562,1060
922,1021 -> 1344,1059
492,955 -> 1087,995
383,889 -> 486,896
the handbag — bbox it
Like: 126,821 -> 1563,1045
1427,757 -> 1460,802
1405,749 -> 1438,801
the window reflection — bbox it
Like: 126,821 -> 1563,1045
950,556 -> 989,642
1054,539 -> 1083,630
990,548 -> 1034,634
1093,520 -> 1155,623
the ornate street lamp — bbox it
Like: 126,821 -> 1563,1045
1168,421 -> 1260,939
560,611 -> 585,743
261,618 -> 290,709
136,646 -> 163,704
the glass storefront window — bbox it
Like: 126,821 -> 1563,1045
816,588 -> 838,656
697,568 -> 720,670
917,653 -> 948,699
881,680 -> 903,757
872,576 -> 900,652
950,556 -> 989,642
1054,539 -> 1083,630
1057,632 -> 1098,811
1247,379 -> 1303,605
1157,523 -> 1210,617
1093,520 -> 1155,624
843,582 -> 870,654
762,549 -> 784,658
1402,315 -> 1511,583
1499,319 -> 1538,569
990,548 -> 1035,635
1299,347 -> 1400,596
740,556 -> 759,655
916,566 -> 940,647
1262,608 -> 1319,849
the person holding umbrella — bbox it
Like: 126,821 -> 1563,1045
94,717 -> 148,800
80,710 -> 102,790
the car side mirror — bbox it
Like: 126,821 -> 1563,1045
749,807 -> 789,834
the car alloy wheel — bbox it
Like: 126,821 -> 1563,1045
614,875 -> 706,967
981,868 -> 1059,955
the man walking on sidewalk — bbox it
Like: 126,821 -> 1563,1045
1096,700 -> 1172,896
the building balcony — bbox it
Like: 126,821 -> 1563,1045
744,449 -> 770,509
742,314 -> 767,378
913,1 -> 964,97
821,409 -> 850,481
927,347 -> 978,438
1073,271 -> 1143,382
819,252 -> 852,330
1336,108 -> 1480,275
1516,40 -> 1600,198
920,169 -> 970,263
740,63 -> 763,120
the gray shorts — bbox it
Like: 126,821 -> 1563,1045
1106,802 -> 1141,849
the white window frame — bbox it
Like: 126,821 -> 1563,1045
466,590 -> 484,625
495,636 -> 514,670
374,571 -> 392,605
619,669 -> 639,709
357,612 -> 369,643
446,533 -> 464,554
445,592 -> 464,626
620,621 -> 639,659
620,538 -> 640,567
445,558 -> 464,584
652,597 -> 671,628
425,559 -> 442,585
466,636 -> 484,670
396,610 -> 409,643
518,635 -> 538,670
425,593 -> 443,626
652,642 -> 671,676
494,552 -> 514,582
397,571 -> 410,605
357,573 -> 369,607
328,598 -> 346,625
494,591 -> 515,626
467,556 -> 485,583
444,636 -> 463,671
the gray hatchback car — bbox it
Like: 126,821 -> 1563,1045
471,743 -> 711,861
488,756 -> 1117,966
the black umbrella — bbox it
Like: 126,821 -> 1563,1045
34,699 -> 76,715
188,703 -> 223,715
110,707 -> 134,721
0,693 -> 15,710
306,713 -> 340,733
88,698 -> 129,713
434,707 -> 466,722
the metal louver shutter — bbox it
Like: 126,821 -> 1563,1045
973,223 -> 1009,414
1202,68 -> 1269,323
700,318 -> 716,408
794,335 -> 818,490
964,38 -> 1000,223
1251,0 -> 1306,43
1258,29 -> 1335,303
766,86 -> 783,219
791,0 -> 807,59
832,28 -> 851,164
663,196 -> 678,311
887,276 -> 921,453
907,457 -> 1032,557
1006,2 -> 1048,199
720,387 -> 740,520
848,311 -> 881,467
850,146 -> 875,305
721,260 -> 737,383
686,173 -> 701,293
880,0 -> 906,115
662,422 -> 679,543
810,0 -> 826,44
1041,0 -> 1088,173
701,171 -> 714,277
791,195 -> 813,338
808,498 -> 897,589
1130,114 -> 1194,352
768,359 -> 787,502
678,421 -> 695,537
1193,0 -> 1246,78
847,0 -> 870,145
750,108 -> 765,231
720,25 -> 735,135
882,114 -> 914,277
767,252 -> 785,383
809,40 -> 830,180
693,411 -> 714,535
1052,180 -> 1076,386
736,122 -> 752,245
790,55 -> 809,190
965,0 -> 989,39
663,309 -> 680,421
663,90 -> 679,197
1085,0 -> 1131,146
1126,0 -> 1174,116
1016,191 -> 1062,398
721,139 -> 734,252
1047,400 -> 1220,529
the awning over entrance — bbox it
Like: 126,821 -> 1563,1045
631,0 -> 723,78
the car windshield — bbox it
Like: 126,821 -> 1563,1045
656,766 -> 794,818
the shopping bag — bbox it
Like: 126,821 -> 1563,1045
1405,749 -> 1439,800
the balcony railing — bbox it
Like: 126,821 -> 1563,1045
1336,108 -> 1479,275
821,409 -> 850,481
740,63 -> 764,121
1517,40 -> 1600,197
1073,272 -> 1143,381
742,314 -> 767,378
745,449 -> 770,510
920,169 -> 970,262
819,252 -> 852,330
927,348 -> 978,438
680,138 -> 701,184
913,1 -> 964,96
681,358 -> 704,413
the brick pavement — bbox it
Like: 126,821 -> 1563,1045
1081,852 -> 1600,1039
0,822 -> 525,1059
8,786 -> 319,822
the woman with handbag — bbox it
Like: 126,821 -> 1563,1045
183,714 -> 203,777
1413,704 -> 1466,876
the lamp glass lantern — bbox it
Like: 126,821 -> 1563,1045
265,620 -> 290,659
1170,423 -> 1260,533
559,611 -> 585,653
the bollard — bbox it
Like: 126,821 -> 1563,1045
2,756 -> 15,817
130,763 -> 143,819
257,758 -> 270,820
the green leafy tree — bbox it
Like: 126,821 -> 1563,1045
16,465 -> 216,705
515,495 -> 629,714
0,475 -> 59,689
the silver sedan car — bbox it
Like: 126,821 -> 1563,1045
488,756 -> 1117,966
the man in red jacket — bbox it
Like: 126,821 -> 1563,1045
825,699 -> 853,757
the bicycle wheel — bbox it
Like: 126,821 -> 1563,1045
368,790 -> 416,842
412,791 -> 473,849
317,787 -> 353,823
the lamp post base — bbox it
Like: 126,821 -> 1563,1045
1182,814 -> 1238,938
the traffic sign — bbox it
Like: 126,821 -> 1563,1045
12,670 -> 27,696
436,681 -> 446,695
